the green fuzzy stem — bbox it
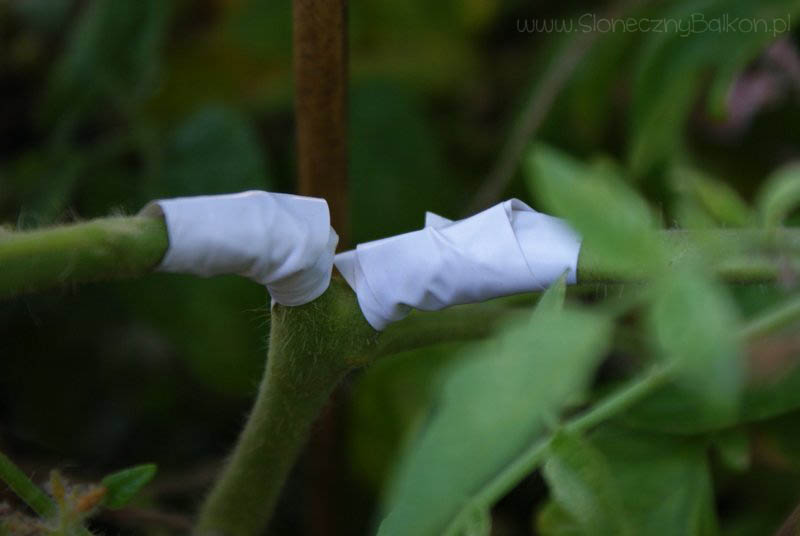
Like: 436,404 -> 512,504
0,217 -> 167,299
194,279 -> 377,536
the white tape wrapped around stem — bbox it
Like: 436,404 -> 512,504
335,199 -> 581,330
140,191 -> 338,306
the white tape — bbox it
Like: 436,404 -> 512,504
335,199 -> 581,330
140,191 -> 338,306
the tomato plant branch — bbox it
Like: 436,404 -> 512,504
194,279 -> 376,536
0,217 -> 167,299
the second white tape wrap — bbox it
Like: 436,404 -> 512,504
335,199 -> 582,330
141,191 -> 338,306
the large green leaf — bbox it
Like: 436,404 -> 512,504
623,269 -> 744,433
377,295 -> 612,536
539,426 -> 717,535
348,343 -> 467,492
44,0 -> 171,121
542,431 -> 633,536
525,144 -> 664,277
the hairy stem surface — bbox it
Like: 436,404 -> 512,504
194,280 -> 376,535
0,216 -> 166,299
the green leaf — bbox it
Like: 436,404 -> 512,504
671,167 -> 752,227
44,0 -> 171,122
536,501 -> 583,536
377,308 -> 612,536
542,426 -> 718,535
534,273 -> 568,316
712,428 -> 750,472
456,505 -> 491,536
348,343 -> 467,491
628,0 -> 798,176
525,144 -> 664,277
588,426 -> 718,535
757,164 -> 800,228
623,269 -> 744,433
156,105 -> 273,197
101,463 -> 157,509
542,431 -> 633,536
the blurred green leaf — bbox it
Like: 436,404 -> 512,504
525,144 -> 664,277
156,105 -> 272,197
533,273 -> 567,316
377,304 -> 612,536
591,426 -> 717,535
623,269 -> 744,433
541,426 -> 718,535
652,270 -> 743,416
542,430 -> 633,536
562,19 -> 639,151
757,164 -> 800,228
712,428 -> 751,472
674,197 -> 718,230
629,0 -> 798,176
44,0 -> 171,122
457,505 -> 491,536
536,501 -> 583,536
101,463 -> 156,509
121,275 -> 267,395
672,167 -> 752,227
348,343 -> 466,491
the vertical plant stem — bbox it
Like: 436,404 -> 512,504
0,450 -> 56,518
194,280 -> 376,536
293,0 -> 349,246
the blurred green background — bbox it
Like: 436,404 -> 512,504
1,0 -> 799,534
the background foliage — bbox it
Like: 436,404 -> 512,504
1,0 -> 800,534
